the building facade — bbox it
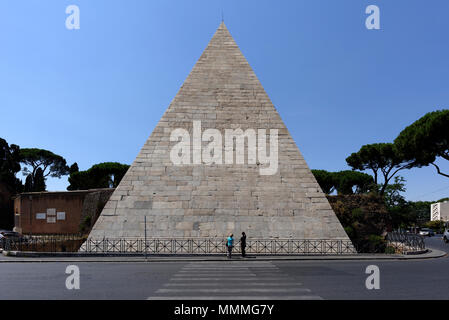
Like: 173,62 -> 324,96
13,189 -> 113,235
431,201 -> 449,221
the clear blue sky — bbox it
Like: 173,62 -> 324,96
1,0 -> 448,201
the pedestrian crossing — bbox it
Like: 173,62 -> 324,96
147,262 -> 322,300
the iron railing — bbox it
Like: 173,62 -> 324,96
1,237 -> 357,254
79,238 -> 358,255
0,236 -> 84,252
0,232 -> 426,255
386,231 -> 426,253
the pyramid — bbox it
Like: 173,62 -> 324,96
88,23 -> 351,242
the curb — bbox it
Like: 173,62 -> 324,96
1,248 -> 446,262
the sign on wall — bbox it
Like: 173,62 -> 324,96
36,213 -> 46,220
47,216 -> 56,223
38,208 -> 66,223
46,208 -> 56,223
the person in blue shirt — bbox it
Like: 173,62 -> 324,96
226,233 -> 234,259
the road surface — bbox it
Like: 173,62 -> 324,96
0,237 -> 447,300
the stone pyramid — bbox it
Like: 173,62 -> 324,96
88,22 -> 351,241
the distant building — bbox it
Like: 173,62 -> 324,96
431,201 -> 449,221
13,189 -> 113,235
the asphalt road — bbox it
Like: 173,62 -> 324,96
0,237 -> 448,300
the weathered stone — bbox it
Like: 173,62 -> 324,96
88,22 -> 352,242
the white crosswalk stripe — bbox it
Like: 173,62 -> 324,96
147,262 -> 323,300
163,282 -> 304,287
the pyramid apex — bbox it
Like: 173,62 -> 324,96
86,19 -> 353,247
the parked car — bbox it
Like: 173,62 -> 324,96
419,228 -> 435,237
443,229 -> 449,243
0,230 -> 25,241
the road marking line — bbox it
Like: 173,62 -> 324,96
163,282 -> 303,287
175,273 -> 257,276
169,277 -> 294,281
156,288 -> 311,293
183,265 -> 279,269
184,264 -> 277,267
181,268 -> 278,271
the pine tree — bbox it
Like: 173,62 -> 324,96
33,168 -> 46,191
24,174 -> 33,192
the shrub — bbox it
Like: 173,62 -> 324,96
327,194 -> 389,253
424,220 -> 446,233
361,234 -> 386,253
79,216 -> 92,234
385,246 -> 396,254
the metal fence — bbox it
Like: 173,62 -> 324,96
78,238 -> 358,255
0,232 -> 425,255
386,231 -> 426,253
1,237 -> 356,255
0,236 -> 85,253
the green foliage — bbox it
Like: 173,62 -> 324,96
366,234 -> 386,252
311,169 -> 335,194
407,201 -> 432,222
69,162 -> 79,174
383,176 -> 433,228
312,169 -> 374,195
328,194 -> 389,252
0,138 -> 23,229
351,208 -> 364,220
395,109 -> 449,178
23,168 -> 46,192
346,143 -> 414,195
67,162 -> 130,190
424,220 -> 446,233
79,216 -> 92,234
383,176 -> 406,208
335,170 -> 374,195
0,138 -> 23,193
24,174 -> 33,192
344,226 -> 354,238
383,176 -> 416,229
385,246 -> 396,254
33,168 -> 46,191
19,148 -> 69,191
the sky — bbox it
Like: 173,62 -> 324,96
0,0 -> 448,201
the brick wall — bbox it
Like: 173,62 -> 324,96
13,189 -> 113,235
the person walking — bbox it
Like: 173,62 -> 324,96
240,232 -> 246,257
226,233 -> 234,259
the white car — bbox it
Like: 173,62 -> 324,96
443,229 -> 449,243
419,228 -> 434,237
